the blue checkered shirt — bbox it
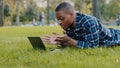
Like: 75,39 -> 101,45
66,12 -> 120,48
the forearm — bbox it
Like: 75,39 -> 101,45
60,38 -> 77,47
67,38 -> 77,47
64,39 -> 98,48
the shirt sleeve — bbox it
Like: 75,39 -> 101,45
77,18 -> 100,48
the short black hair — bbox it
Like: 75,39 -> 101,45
55,2 -> 74,13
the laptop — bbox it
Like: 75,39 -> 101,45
28,37 -> 46,50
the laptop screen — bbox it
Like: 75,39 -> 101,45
28,37 -> 46,50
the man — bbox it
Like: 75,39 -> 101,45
39,12 -> 44,26
43,2 -> 120,48
116,14 -> 120,26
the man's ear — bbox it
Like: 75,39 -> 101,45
70,11 -> 75,18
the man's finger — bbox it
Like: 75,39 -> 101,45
42,37 -> 50,41
43,37 -> 50,40
52,32 -> 59,36
56,42 -> 61,45
62,30 -> 66,34
43,35 -> 51,38
55,37 -> 64,41
56,36 -> 64,39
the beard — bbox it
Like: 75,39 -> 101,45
69,21 -> 75,30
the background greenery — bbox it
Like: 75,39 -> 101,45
2,0 -> 120,25
0,26 -> 120,68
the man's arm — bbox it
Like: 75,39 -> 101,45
60,18 -> 100,48
61,34 -> 99,48
77,18 -> 100,48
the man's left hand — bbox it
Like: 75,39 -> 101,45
55,35 -> 77,47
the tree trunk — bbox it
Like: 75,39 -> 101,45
0,0 -> 4,26
47,0 -> 50,25
92,0 -> 101,19
16,0 -> 20,26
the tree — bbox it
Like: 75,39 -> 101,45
4,4 -> 10,16
92,0 -> 101,19
16,0 -> 20,25
74,0 -> 84,12
107,0 -> 120,19
24,0 -> 39,21
3,0 -> 19,25
100,0 -> 120,20
47,0 -> 50,25
74,0 -> 92,14
0,0 -> 4,26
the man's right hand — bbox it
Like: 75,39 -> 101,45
42,35 -> 60,45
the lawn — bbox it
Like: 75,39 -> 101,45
0,26 -> 120,68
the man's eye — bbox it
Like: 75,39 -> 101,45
60,18 -> 64,20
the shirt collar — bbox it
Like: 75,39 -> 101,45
66,12 -> 82,31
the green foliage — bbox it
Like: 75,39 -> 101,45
75,0 -> 92,14
0,26 -> 120,67
107,0 -> 120,19
2,0 -> 120,25
4,4 -> 11,17
22,0 -> 41,22
49,0 -> 65,10
24,5 -> 38,21
12,14 -> 26,23
100,0 -> 120,20
3,0 -> 41,25
75,0 -> 120,20
11,0 -> 40,24
101,3 -> 109,20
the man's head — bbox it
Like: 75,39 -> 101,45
55,2 -> 76,30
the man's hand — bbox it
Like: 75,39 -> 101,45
43,35 -> 60,45
43,32 -> 77,47
55,35 -> 77,47
55,35 -> 69,43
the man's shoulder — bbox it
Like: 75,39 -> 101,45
76,12 -> 94,18
76,12 -> 99,29
76,13 -> 95,22
81,15 -> 98,28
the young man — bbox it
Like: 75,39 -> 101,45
116,14 -> 120,26
43,2 -> 120,48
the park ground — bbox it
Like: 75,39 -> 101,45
0,26 -> 120,68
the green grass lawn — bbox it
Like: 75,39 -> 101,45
0,26 -> 120,68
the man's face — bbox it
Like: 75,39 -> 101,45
56,10 -> 74,30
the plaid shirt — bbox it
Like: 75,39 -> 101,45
66,12 -> 120,48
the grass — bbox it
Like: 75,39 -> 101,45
0,26 -> 120,68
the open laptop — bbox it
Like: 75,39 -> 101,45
28,37 -> 46,50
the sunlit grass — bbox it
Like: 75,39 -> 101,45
0,26 -> 120,68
